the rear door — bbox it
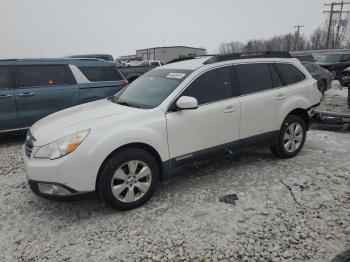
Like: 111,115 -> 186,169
0,64 -> 18,131
235,63 -> 280,143
15,64 -> 79,128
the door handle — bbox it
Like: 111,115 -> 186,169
17,92 -> 35,97
276,94 -> 287,100
0,94 -> 12,98
223,106 -> 238,113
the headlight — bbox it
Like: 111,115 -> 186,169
34,129 -> 90,160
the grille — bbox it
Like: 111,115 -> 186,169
25,131 -> 35,158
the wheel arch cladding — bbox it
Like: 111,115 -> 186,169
95,142 -> 163,192
288,108 -> 310,129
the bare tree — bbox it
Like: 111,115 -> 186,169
310,26 -> 327,50
218,12 -> 350,53
218,41 -> 245,54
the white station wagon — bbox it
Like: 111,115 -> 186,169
23,52 -> 322,210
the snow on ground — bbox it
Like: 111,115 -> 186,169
0,85 -> 349,262
315,81 -> 349,114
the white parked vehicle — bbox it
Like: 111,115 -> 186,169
140,60 -> 162,67
23,52 -> 322,210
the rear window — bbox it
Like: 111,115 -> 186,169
78,66 -> 123,82
0,66 -> 13,90
19,65 -> 76,88
275,63 -> 306,85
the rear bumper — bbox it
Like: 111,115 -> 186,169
28,179 -> 95,202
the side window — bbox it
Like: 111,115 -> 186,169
275,63 -> 306,86
19,65 -> 76,88
0,66 -> 13,90
78,66 -> 123,82
181,66 -> 233,105
269,64 -> 283,88
235,63 -> 272,95
342,54 -> 350,61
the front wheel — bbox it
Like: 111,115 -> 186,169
98,148 -> 159,210
270,115 -> 307,158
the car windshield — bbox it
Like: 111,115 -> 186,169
317,54 -> 343,63
111,69 -> 192,109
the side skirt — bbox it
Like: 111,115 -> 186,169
161,130 -> 279,179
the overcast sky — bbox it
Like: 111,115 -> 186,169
0,0 -> 328,59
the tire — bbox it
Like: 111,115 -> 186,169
270,115 -> 307,159
98,148 -> 160,210
317,80 -> 327,95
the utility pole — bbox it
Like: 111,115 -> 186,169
324,1 -> 350,49
294,25 -> 304,51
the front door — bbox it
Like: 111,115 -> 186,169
166,66 -> 241,165
0,65 -> 18,131
15,64 -> 79,128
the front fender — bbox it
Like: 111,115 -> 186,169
75,126 -> 169,188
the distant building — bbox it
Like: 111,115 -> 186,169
136,46 -> 206,63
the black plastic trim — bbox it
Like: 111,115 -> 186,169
163,131 -> 279,175
28,180 -> 96,202
204,51 -> 292,64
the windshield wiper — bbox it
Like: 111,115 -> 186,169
116,100 -> 140,108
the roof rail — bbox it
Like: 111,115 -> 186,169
166,56 -> 196,64
203,51 -> 292,64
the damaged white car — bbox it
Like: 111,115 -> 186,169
23,52 -> 322,210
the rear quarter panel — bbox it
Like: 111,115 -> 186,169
275,78 -> 320,130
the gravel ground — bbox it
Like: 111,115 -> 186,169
0,85 -> 349,262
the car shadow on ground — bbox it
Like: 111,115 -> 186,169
26,147 -> 280,221
0,131 -> 26,145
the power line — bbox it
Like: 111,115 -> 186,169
324,1 -> 350,49
294,25 -> 304,51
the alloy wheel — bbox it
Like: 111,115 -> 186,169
111,160 -> 152,203
283,123 -> 304,153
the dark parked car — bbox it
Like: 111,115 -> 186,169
69,54 -> 159,83
301,61 -> 333,94
292,54 -> 316,62
316,53 -> 350,81
0,58 -> 127,133
342,66 -> 350,107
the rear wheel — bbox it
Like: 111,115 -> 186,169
270,115 -> 307,158
98,148 -> 159,210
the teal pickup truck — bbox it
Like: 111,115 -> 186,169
0,58 -> 128,133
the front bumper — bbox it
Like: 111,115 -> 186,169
28,180 -> 95,201
23,145 -> 98,201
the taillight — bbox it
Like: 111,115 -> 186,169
120,80 -> 129,87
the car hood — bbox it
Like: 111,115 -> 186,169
30,99 -> 142,145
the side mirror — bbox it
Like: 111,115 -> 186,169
176,96 -> 198,110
